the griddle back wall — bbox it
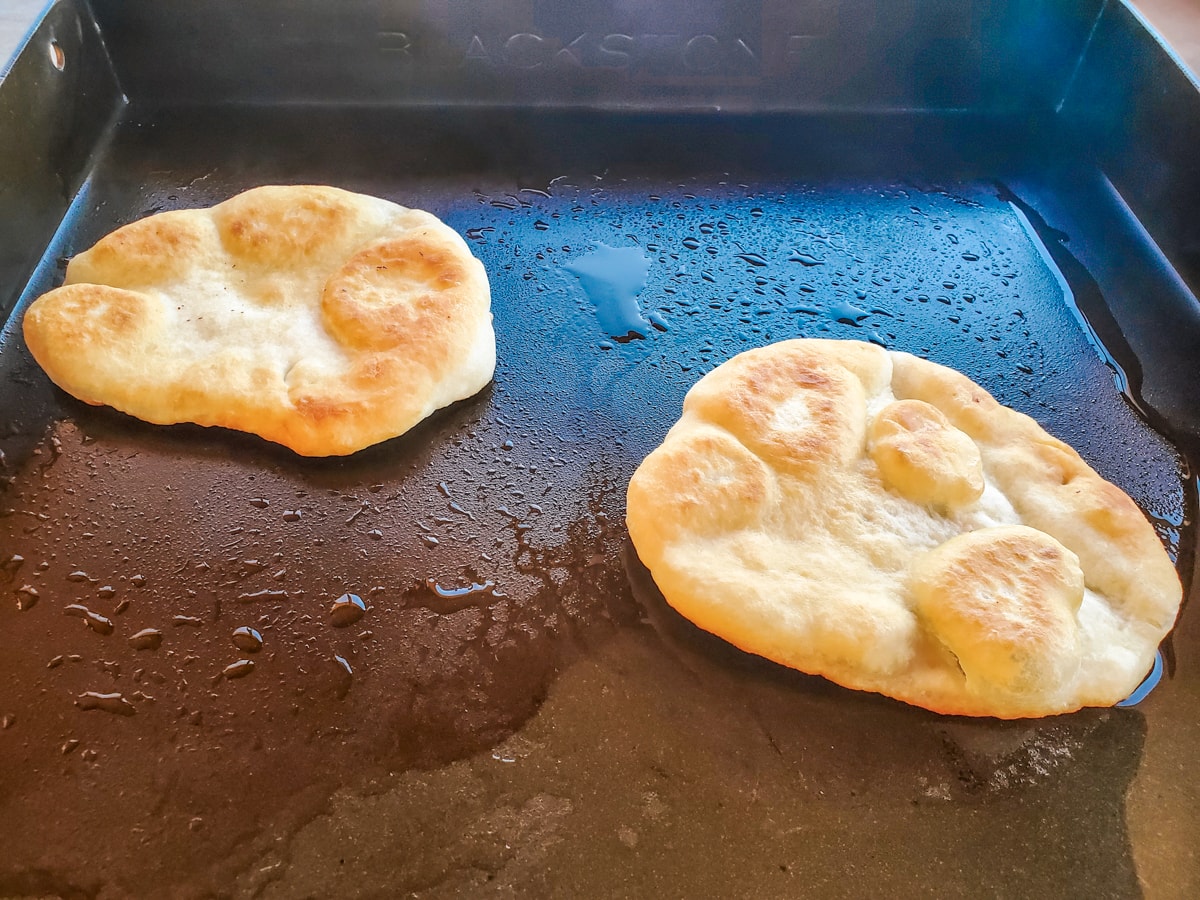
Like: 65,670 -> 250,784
87,0 -> 1100,110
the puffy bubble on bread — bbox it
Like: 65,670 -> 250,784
911,526 -> 1083,699
23,186 -> 494,456
683,341 -> 880,478
626,338 -> 1182,718
869,399 -> 984,508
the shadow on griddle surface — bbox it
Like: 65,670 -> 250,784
0,107 -> 1193,897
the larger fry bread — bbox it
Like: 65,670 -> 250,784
626,338 -> 1182,718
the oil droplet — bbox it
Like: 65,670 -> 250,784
329,593 -> 366,628
423,579 -> 501,612
237,588 -> 288,603
128,628 -> 163,651
249,497 -> 270,509
15,584 -> 38,610
64,604 -> 114,635
826,301 -> 870,325
223,659 -> 255,680
282,509 -> 303,523
425,579 -> 496,600
173,615 -> 203,627
788,251 -> 825,266
332,654 -> 353,699
563,243 -> 652,341
231,626 -> 263,652
1,714 -> 14,729
76,691 -> 136,716
62,739 -> 80,754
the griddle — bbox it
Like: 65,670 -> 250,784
2,1 -> 1199,897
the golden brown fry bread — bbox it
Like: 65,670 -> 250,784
626,338 -> 1181,718
23,185 -> 494,456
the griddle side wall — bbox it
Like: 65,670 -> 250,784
0,0 -> 123,321
1059,0 -> 1200,297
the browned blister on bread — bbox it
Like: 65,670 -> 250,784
626,338 -> 1182,718
23,185 -> 494,456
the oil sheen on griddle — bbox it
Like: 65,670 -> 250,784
0,169 -> 1190,897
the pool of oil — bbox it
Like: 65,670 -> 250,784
0,107 -> 1196,897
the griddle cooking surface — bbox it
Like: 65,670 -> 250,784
0,108 -> 1194,897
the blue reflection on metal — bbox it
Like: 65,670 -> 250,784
563,243 -> 651,340
1116,649 -> 1164,708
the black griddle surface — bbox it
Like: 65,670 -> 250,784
0,107 -> 1196,898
